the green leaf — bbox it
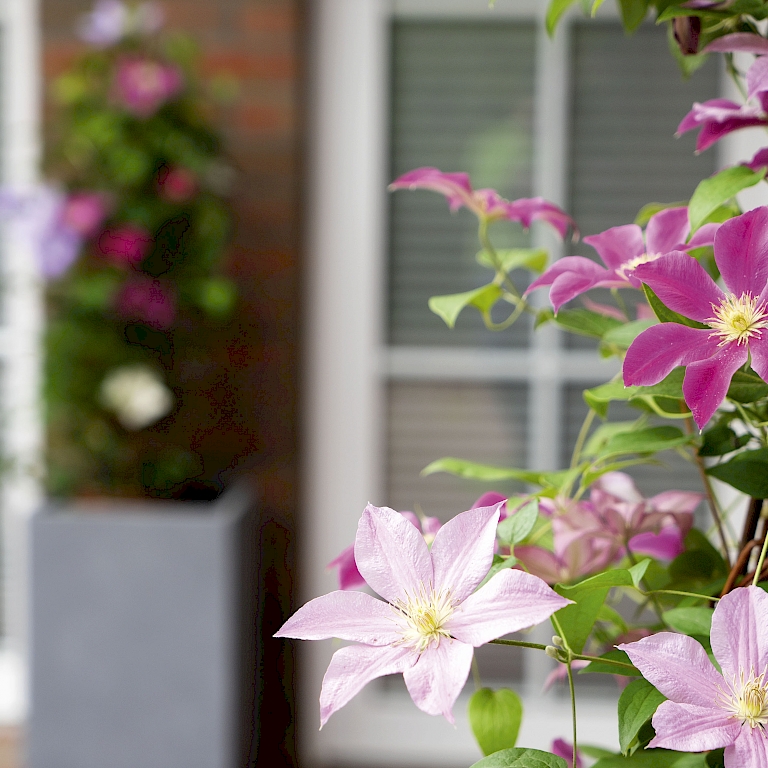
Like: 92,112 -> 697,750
662,606 -> 713,637
619,679 -> 666,755
706,448 -> 768,498
689,165 -> 766,234
546,0 -> 579,35
480,554 -> 519,587
421,457 -> 570,488
497,500 -> 539,546
477,248 -> 548,275
698,424 -> 750,457
617,0 -> 649,31
583,421 -> 640,456
598,426 -> 691,459
628,558 -> 652,588
593,750 -> 708,767
727,369 -> 768,404
706,749 -> 725,768
471,747 -> 568,768
580,649 -> 640,677
429,284 -> 503,328
468,688 -> 523,756
601,319 -> 656,350
584,369 -> 685,419
634,201 -> 687,227
554,309 -> 623,338
554,569 -> 636,653
643,285 -> 708,328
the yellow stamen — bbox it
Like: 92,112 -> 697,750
392,585 -> 455,653
720,669 -> 768,729
707,293 -> 768,347
617,252 -> 661,281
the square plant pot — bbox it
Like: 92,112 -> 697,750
29,484 -> 260,768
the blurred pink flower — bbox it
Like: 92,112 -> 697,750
389,167 -> 577,239
157,165 -> 198,203
62,192 -> 109,237
116,276 -> 175,328
98,223 -> 153,266
329,510 -> 442,590
114,57 -> 183,117
551,738 -> 584,768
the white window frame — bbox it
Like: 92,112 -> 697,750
302,2 -> 760,765
0,0 -> 43,726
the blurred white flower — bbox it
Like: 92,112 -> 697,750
99,365 -> 174,430
77,1 -> 165,47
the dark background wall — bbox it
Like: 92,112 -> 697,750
41,1 -> 303,764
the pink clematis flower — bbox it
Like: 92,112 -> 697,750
619,586 -> 768,766
276,503 -> 569,725
624,206 -> 768,428
116,276 -> 176,328
114,57 -> 184,118
329,511 -> 442,591
389,167 -> 577,240
98,223 -> 153,266
526,206 -> 720,313
551,738 -> 584,768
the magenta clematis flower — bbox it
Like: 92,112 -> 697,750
551,738 -> 584,768
526,206 -> 719,313
624,207 -> 768,428
116,276 -> 176,328
329,511 -> 442,591
389,167 -> 576,240
98,223 -> 153,266
276,503 -> 569,725
619,586 -> 768,766
745,147 -> 768,174
114,57 -> 183,118
677,95 -> 768,153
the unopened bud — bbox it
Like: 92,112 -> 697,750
545,645 -> 560,660
552,635 -> 563,648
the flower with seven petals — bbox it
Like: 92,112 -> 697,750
389,167 -> 577,240
276,503 -> 569,726
623,207 -> 768,429
526,206 -> 719,313
619,586 -> 768,767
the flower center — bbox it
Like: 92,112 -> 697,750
617,252 -> 660,281
723,670 -> 768,729
393,586 -> 455,653
707,293 -> 768,346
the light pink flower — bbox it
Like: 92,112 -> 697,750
526,206 -> 720,313
114,57 -> 183,118
389,167 -> 577,239
619,586 -> 768,766
62,192 -> 109,237
276,503 -> 569,726
624,206 -> 768,428
329,511 -> 442,591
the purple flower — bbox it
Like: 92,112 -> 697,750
678,99 -> 768,154
114,57 -> 183,118
77,1 -> 164,47
276,503 -> 569,725
526,206 -> 719,313
551,738 -> 584,768
157,165 -> 198,203
623,207 -> 768,428
116,276 -> 176,328
329,511 -> 442,591
619,586 -> 768,766
389,167 -> 577,239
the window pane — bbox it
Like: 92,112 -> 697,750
565,22 -> 719,349
386,381 -> 528,518
388,21 -> 537,348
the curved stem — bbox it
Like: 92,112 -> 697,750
570,408 -> 596,470
479,220 -> 521,299
566,662 -> 578,768
753,533 -> 768,588
647,588 -> 719,602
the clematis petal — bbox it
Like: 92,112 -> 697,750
632,251 -> 724,322
274,590 -> 401,645
594,471 -> 643,502
711,585 -> 768,682
319,644 -> 416,727
629,528 -> 684,561
746,148 -> 768,174
619,632 -> 723,705
714,208 -> 768,298
687,221 -> 721,249
514,545 -> 563,584
648,701 -> 740,752
704,33 -> 768,55
402,639 -> 474,723
583,224 -> 644,270
749,334 -> 768,384
683,342 -> 749,429
623,324 -> 716,387
645,207 -> 690,257
526,256 -> 613,312
389,167 -> 475,213
677,99 -> 743,134
431,504 -> 500,602
649,490 -> 702,517
502,197 -> 577,240
549,270 -> 619,314
748,56 -> 768,102
446,569 -> 570,646
328,545 -> 366,590
725,728 -> 768,768
355,504 -> 433,604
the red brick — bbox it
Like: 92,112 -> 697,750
202,51 -> 297,81
160,2 -> 220,32
240,6 -> 298,34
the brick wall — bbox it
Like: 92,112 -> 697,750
41,1 -> 302,765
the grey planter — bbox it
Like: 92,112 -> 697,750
29,484 -> 260,768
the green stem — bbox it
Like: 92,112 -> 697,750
570,408 -> 596,470
489,638 -> 547,651
478,220 -> 521,300
647,588 -> 720,602
471,655 -> 482,691
753,533 -> 768,587
725,53 -> 748,101
487,640 -> 637,671
571,652 -> 636,671
566,661 -> 578,768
